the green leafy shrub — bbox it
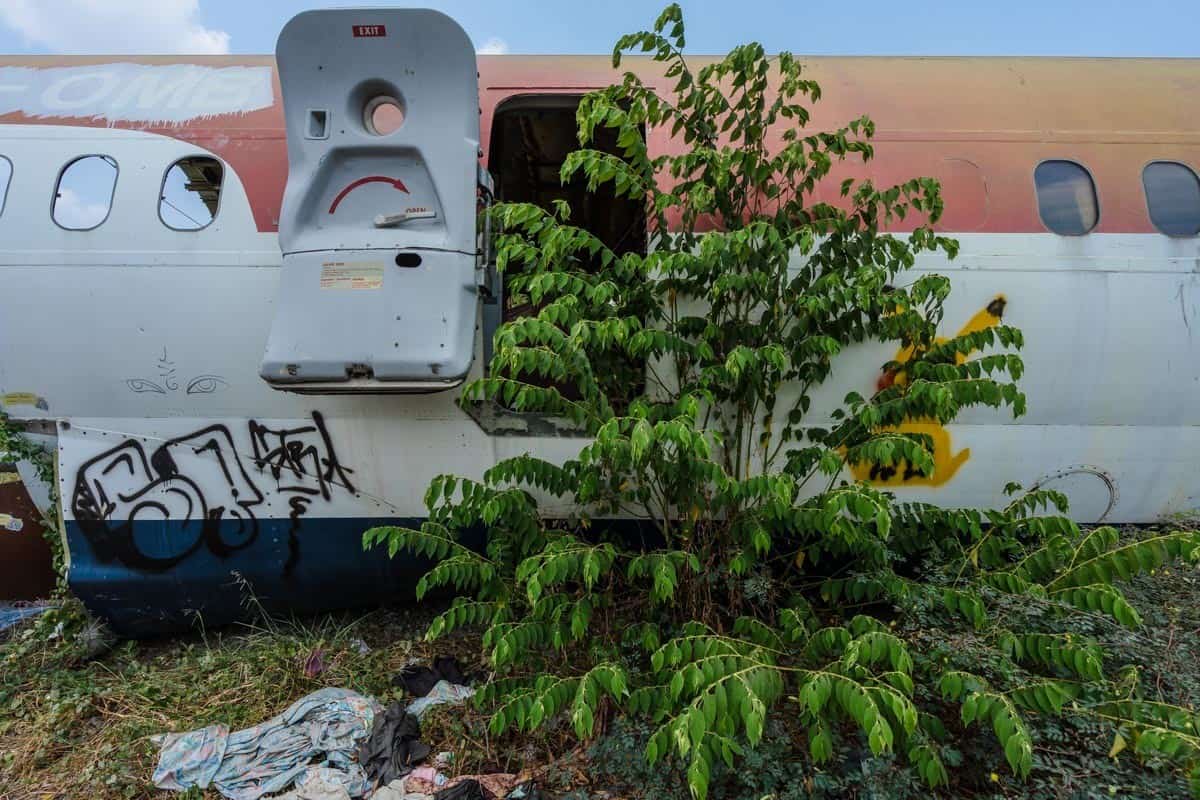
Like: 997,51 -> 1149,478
367,6 -> 1200,796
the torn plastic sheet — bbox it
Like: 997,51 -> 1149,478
406,680 -> 475,719
0,603 -> 50,633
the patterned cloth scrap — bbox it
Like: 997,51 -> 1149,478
275,769 -> 354,800
404,771 -> 521,799
152,687 -> 380,800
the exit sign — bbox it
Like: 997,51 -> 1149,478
352,24 -> 387,37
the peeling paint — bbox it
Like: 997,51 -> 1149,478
0,64 -> 274,124
0,513 -> 23,532
463,401 -> 588,437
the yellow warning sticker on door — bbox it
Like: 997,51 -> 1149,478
1,392 -> 39,406
320,262 -> 384,290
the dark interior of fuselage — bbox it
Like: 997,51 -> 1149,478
488,96 -> 647,323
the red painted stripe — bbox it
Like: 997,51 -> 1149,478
2,57 -> 1198,234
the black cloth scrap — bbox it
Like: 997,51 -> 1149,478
356,701 -> 431,786
395,655 -> 469,697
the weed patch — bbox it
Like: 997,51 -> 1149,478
0,527 -> 1196,799
0,605 -> 439,798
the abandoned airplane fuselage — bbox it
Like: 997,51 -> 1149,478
0,10 -> 1198,633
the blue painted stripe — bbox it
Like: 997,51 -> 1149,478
65,516 -> 465,636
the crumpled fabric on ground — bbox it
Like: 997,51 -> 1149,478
395,656 -> 469,698
504,782 -> 543,800
404,766 -> 449,795
370,776 -> 434,800
412,773 -> 519,800
151,687 -> 379,800
406,680 -> 475,719
459,774 -> 519,798
274,769 -> 352,800
357,701 -> 431,787
434,779 -> 487,800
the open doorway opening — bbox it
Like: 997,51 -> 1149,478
488,95 -> 647,324
483,95 -> 648,417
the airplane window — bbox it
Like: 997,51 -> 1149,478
1143,161 -> 1200,237
53,155 -> 118,231
0,156 -> 10,217
1034,160 -> 1098,236
160,156 -> 224,231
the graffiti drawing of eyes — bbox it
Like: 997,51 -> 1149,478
186,375 -> 229,395
125,378 -> 166,394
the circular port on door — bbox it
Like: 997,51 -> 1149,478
395,252 -> 423,268
364,95 -> 405,135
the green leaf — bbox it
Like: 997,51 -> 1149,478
1050,532 -> 1199,589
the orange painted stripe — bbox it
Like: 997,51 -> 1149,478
1,55 -> 1197,235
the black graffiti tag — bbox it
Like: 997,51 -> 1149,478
248,411 -> 356,500
71,413 -> 353,572
248,411 -> 356,574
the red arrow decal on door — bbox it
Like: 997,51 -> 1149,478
328,176 -> 410,214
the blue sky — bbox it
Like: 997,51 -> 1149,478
0,0 -> 1196,57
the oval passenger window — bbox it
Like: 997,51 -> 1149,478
53,155 -> 118,231
1143,161 -> 1200,237
1034,160 -> 1098,236
160,156 -> 224,231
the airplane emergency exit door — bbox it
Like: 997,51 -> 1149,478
261,9 -> 482,393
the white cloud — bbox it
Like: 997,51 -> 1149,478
476,36 -> 509,55
0,0 -> 230,55
53,154 -> 117,228
54,186 -> 110,229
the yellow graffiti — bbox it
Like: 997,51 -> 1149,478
1,392 -> 48,412
850,420 -> 971,487
849,296 -> 1006,488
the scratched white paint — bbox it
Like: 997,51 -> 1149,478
0,64 -> 273,124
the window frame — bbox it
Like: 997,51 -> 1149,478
485,91 -> 645,366
469,92 -> 648,435
1033,158 -> 1100,237
51,154 -> 119,232
0,155 -> 11,218
158,155 -> 225,232
1141,159 -> 1200,238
